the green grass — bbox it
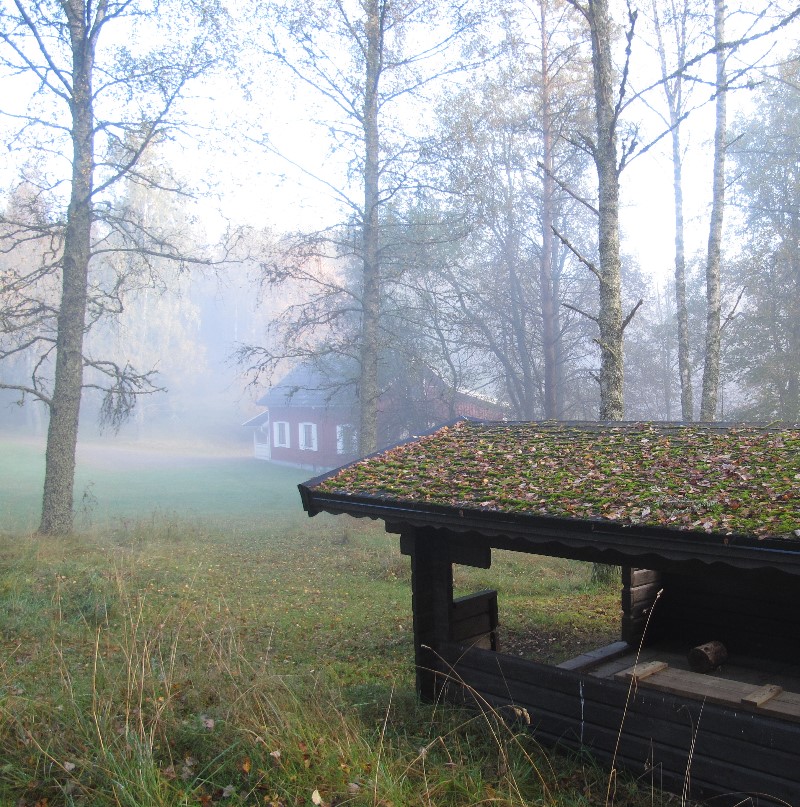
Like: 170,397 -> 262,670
0,438 -> 684,806
0,437 -> 307,533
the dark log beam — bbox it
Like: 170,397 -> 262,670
405,527 -> 454,701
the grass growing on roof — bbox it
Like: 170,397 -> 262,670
316,421 -> 800,539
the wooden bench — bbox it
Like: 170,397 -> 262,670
615,661 -> 800,722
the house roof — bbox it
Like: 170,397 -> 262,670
299,420 -> 800,573
257,362 -> 357,409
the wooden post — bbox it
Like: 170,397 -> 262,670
406,527 -> 453,701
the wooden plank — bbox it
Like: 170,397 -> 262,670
621,600 -> 655,620
760,693 -> 800,721
613,665 -> 800,724
618,660 -> 668,681
621,582 -> 662,613
616,666 -> 751,701
451,664 -> 800,778
451,612 -> 493,639
408,528 -> 454,701
451,589 -> 497,620
622,568 -> 661,587
400,531 -> 491,568
450,589 -> 497,649
468,688 -> 800,806
621,612 -> 653,646
742,684 -> 783,706
449,540 -> 492,569
557,640 -> 630,671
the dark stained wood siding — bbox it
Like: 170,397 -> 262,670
450,589 -> 498,651
440,642 -> 800,806
621,567 -> 664,646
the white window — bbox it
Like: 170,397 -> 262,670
273,421 -> 290,448
299,422 -> 318,451
336,423 -> 357,455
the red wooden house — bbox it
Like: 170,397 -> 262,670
252,362 -> 504,470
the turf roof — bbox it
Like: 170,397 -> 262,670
313,421 -> 800,541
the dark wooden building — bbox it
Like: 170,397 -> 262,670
299,421 -> 800,806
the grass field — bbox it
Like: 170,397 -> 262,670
0,437 -> 684,806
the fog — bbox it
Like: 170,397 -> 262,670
0,263 -> 274,455
1,0 -> 798,514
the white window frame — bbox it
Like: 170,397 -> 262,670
336,423 -> 357,455
273,421 -> 290,448
299,422 -> 318,451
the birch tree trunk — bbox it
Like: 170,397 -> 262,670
587,0 -> 624,421
40,2 -> 96,535
653,0 -> 694,421
700,0 -> 727,421
671,113 -> 694,421
359,0 -> 383,454
539,1 -> 559,419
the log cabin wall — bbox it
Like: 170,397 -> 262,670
440,642 -> 800,806
450,589 -> 498,651
621,567 -> 664,646
648,565 -> 800,663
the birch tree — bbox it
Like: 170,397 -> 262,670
511,0 -> 593,418
564,0 -> 641,421
412,0 -> 596,420
650,0 -> 704,421
255,0 -> 478,454
0,0 -> 226,534
699,0 -> 727,421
